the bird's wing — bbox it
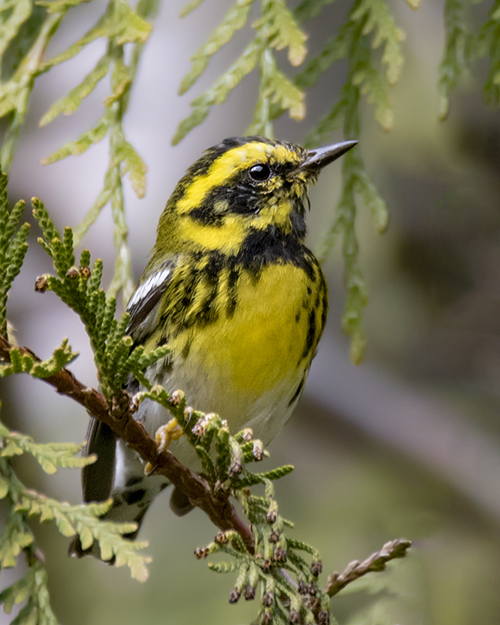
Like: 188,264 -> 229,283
126,261 -> 177,341
81,260 -> 177,502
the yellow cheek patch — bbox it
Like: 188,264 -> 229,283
177,143 -> 300,214
255,199 -> 293,233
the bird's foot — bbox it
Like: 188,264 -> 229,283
156,417 -> 185,450
145,418 -> 185,474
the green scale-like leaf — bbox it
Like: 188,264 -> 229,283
0,424 -> 93,475
39,56 -> 111,127
476,2 -> 500,107
0,514 -> 34,569
257,0 -> 307,66
15,491 -> 152,581
37,0 -> 93,12
438,0 -> 472,119
173,38 -> 263,144
42,113 -> 111,164
0,172 -> 30,336
352,0 -> 405,86
39,2 -> 151,74
0,0 -> 32,62
180,0 -> 206,18
113,140 -> 147,198
180,0 -> 256,94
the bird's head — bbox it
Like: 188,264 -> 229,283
154,136 -> 357,258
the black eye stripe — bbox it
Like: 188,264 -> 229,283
249,163 -> 272,182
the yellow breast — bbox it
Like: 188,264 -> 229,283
169,263 -> 327,397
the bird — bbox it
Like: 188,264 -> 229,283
69,135 -> 357,557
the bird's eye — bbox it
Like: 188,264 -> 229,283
249,163 -> 272,182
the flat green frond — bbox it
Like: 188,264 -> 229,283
0,0 -> 32,61
37,0 -> 93,12
295,25 -> 352,90
15,491 -> 151,580
33,198 -> 79,278
114,140 -> 147,198
73,176 -> 113,247
98,297 -> 118,348
352,64 -> 392,131
1,424 -> 92,474
0,571 -> 32,613
179,0 -> 206,18
476,3 -> 500,107
38,13 -> 110,74
125,345 -> 169,390
38,3 -> 150,72
353,0 -> 405,85
339,189 -> 368,367
42,114 -> 110,164
304,99 -> 345,147
354,166 -> 388,233
31,337 -> 79,375
39,56 -> 111,127
173,38 -> 263,144
104,56 -> 131,106
0,78 -> 24,119
0,515 -> 34,569
179,0 -> 255,95
112,0 -> 152,45
0,475 -> 8,499
294,0 -> 339,20
88,258 -> 103,293
266,66 -> 305,119
438,0 -> 471,119
258,0 -> 307,66
0,175 -> 29,336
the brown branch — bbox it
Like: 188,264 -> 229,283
324,539 -> 411,597
0,334 -> 254,553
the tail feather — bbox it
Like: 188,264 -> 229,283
69,435 -> 170,560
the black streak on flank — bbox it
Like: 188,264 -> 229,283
302,309 -> 316,360
123,489 -> 146,506
288,377 -> 305,407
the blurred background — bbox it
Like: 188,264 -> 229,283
2,0 -> 500,623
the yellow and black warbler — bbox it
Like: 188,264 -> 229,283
71,136 -> 356,554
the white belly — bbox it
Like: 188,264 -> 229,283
136,358 -> 307,470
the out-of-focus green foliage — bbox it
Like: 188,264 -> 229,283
438,0 -> 500,116
0,0 -> 157,302
296,0 -> 399,363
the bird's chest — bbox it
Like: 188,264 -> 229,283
141,262 -> 327,464
169,263 -> 323,395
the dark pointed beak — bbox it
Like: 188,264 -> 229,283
300,140 -> 358,171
